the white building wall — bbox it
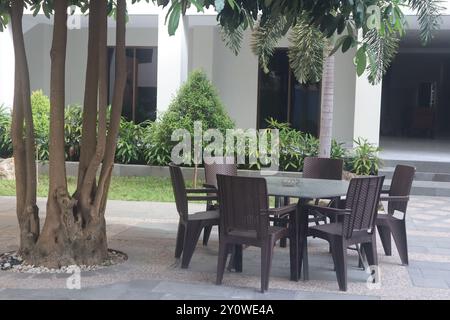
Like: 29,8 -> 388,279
212,28 -> 259,129
353,74 -> 382,145
189,27 -> 214,80
0,26 -> 15,109
10,11 -> 384,145
22,24 -> 159,106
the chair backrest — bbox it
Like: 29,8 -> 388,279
169,163 -> 188,221
388,165 -> 415,214
204,156 -> 237,188
303,157 -> 344,180
343,176 -> 385,239
216,174 -> 269,240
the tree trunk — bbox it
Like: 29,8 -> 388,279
318,54 -> 335,158
9,0 -> 39,257
76,0 -> 100,197
96,0 -> 127,217
25,0 -> 127,268
30,0 -> 74,267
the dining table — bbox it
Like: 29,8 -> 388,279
265,176 -> 349,281
230,176 -> 349,282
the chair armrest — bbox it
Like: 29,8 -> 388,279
305,204 -> 351,216
202,183 -> 216,189
187,195 -> 218,201
380,195 -> 409,202
267,204 -> 297,216
186,188 -> 217,194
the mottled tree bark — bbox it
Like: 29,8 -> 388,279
26,0 -> 126,267
96,0 -> 127,217
8,0 -> 127,268
9,0 -> 39,257
76,0 -> 100,197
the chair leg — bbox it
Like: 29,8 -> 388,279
202,225 -> 213,246
261,243 -> 274,293
280,218 -> 288,248
175,222 -> 185,258
181,221 -> 203,268
216,241 -> 229,285
361,236 -> 378,267
391,221 -> 409,265
330,238 -> 347,291
377,225 -> 392,256
356,244 -> 364,269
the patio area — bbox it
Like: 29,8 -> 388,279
1,195 -> 450,300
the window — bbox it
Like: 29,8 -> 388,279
257,49 -> 321,136
108,47 -> 158,123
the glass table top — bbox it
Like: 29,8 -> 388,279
265,176 -> 349,199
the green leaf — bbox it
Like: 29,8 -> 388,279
168,3 -> 181,36
330,35 -> 346,56
341,35 -> 353,53
355,46 -> 367,76
190,0 -> 205,12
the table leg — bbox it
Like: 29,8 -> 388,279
229,244 -> 243,273
298,199 -> 309,281
289,206 -> 299,281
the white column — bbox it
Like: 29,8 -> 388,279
156,11 -> 189,113
0,25 -> 15,110
353,74 -> 382,146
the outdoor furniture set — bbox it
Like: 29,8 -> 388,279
169,158 -> 415,292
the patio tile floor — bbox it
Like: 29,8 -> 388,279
1,196 -> 450,300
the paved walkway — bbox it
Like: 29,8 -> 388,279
1,196 -> 450,300
380,137 -> 450,162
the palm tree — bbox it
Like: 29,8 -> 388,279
246,0 -> 443,158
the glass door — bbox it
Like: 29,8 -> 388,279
108,47 -> 158,123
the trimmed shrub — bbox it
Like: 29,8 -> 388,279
145,70 -> 235,165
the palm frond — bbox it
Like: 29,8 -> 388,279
288,17 -> 326,84
220,24 -> 244,56
251,16 -> 287,73
364,28 -> 399,85
408,0 -> 444,44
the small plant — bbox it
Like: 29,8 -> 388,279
331,139 -> 347,160
115,118 -> 146,164
351,137 -> 382,175
0,105 -> 12,158
64,105 -> 83,161
266,118 -> 319,171
31,90 -> 51,161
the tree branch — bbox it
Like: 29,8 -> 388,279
79,0 -> 108,217
94,0 -> 127,216
76,0 -> 100,196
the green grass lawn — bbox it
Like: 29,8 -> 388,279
0,175 -> 202,202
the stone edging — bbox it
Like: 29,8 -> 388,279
36,161 -> 304,180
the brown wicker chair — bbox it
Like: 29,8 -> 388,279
215,174 -> 298,293
377,165 -> 415,265
202,156 -> 238,246
275,157 -> 344,248
303,157 -> 344,181
301,176 -> 385,291
169,163 -> 219,268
